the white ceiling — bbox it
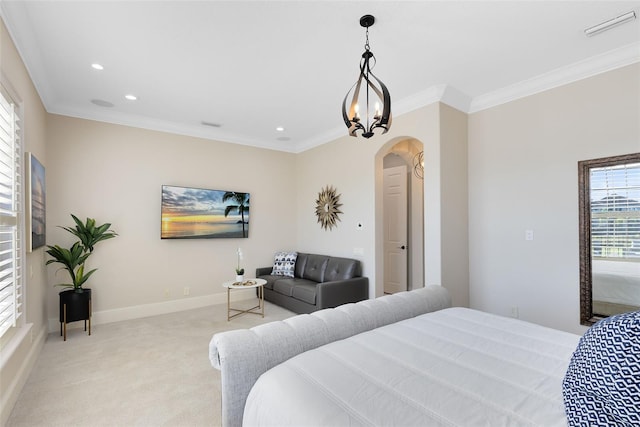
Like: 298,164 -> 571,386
1,1 -> 639,153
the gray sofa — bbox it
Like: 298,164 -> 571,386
256,252 -> 368,313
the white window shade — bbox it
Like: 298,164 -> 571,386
590,163 -> 640,260
0,87 -> 22,338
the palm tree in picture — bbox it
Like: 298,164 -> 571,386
223,192 -> 250,237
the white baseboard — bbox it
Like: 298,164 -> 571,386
1,323 -> 46,426
47,289 -> 257,333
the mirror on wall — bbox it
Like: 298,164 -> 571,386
579,152 -> 640,326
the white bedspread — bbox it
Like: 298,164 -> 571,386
243,307 -> 580,427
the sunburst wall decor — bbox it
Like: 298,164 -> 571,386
315,185 -> 343,231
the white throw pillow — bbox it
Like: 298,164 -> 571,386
272,251 -> 297,277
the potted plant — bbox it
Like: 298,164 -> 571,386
46,214 -> 117,340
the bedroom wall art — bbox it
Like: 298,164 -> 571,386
26,152 -> 46,251
315,185 -> 342,231
161,185 -> 250,239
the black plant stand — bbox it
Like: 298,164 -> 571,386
59,288 -> 92,341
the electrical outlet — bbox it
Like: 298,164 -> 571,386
183,287 -> 190,296
164,288 -> 170,298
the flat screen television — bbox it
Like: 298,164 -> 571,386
161,185 -> 249,239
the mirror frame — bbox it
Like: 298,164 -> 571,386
578,152 -> 640,326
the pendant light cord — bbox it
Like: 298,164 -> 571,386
364,26 -> 370,51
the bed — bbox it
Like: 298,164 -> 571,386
209,286 -> 623,427
243,307 -> 579,426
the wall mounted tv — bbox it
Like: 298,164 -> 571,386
161,185 -> 249,239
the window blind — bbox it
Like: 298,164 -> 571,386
590,163 -> 640,260
0,87 -> 23,338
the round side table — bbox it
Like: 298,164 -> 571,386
222,278 -> 267,321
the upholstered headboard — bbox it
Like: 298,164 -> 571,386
209,285 -> 452,427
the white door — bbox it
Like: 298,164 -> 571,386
383,165 -> 408,294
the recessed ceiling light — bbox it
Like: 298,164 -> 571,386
91,63 -> 104,70
201,121 -> 222,128
90,99 -> 114,108
276,126 -> 285,132
125,94 -> 137,101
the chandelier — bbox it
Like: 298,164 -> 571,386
413,151 -> 424,179
342,15 -> 392,139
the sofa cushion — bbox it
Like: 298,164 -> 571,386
257,275 -> 279,290
292,283 -> 317,305
324,257 -> 359,281
294,253 -> 308,278
273,278 -> 317,297
273,280 -> 295,297
272,251 -> 297,277
302,255 -> 329,283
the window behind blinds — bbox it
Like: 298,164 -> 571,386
590,162 -> 640,260
0,87 -> 23,338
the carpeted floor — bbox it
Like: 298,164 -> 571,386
6,300 -> 294,427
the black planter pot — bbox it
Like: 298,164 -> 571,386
59,288 -> 92,341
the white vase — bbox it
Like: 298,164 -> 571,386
235,275 -> 244,282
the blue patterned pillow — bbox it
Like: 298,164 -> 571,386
272,251 -> 297,277
563,310 -> 640,426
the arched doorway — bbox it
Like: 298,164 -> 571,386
375,138 -> 424,296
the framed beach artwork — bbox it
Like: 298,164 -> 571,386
161,185 -> 250,239
26,152 -> 46,251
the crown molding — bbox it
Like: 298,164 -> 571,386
469,42 -> 640,113
51,38 -> 639,154
48,104 -> 299,153
293,41 -> 640,151
0,2 -> 55,110
4,0 -> 637,153
393,84 -> 447,116
294,126 -> 347,153
292,84 -> 476,153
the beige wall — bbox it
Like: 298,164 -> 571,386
0,18 -> 48,425
296,102 -> 469,305
45,115 -> 297,325
468,63 -> 640,335
295,133 -> 377,282
440,103 -> 469,308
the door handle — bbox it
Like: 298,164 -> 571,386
399,245 -> 406,250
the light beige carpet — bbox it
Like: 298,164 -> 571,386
6,300 -> 294,427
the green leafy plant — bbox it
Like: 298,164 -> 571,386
46,215 -> 117,292
61,214 -> 118,253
